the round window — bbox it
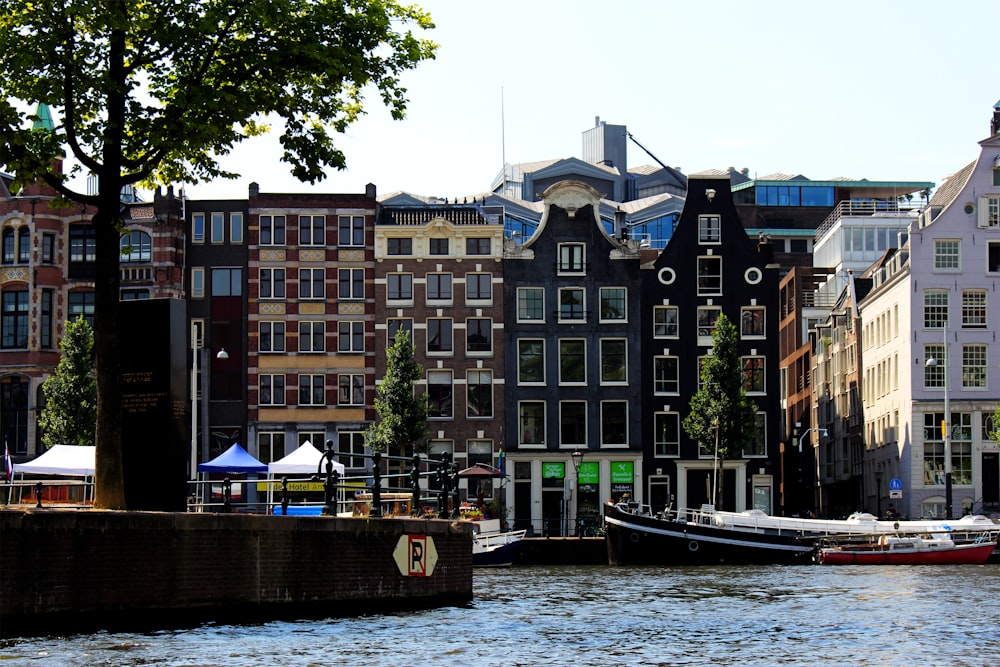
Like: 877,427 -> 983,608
745,267 -> 763,285
658,267 -> 676,285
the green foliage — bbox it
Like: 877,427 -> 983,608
989,405 -> 1000,443
682,313 -> 759,460
366,327 -> 428,455
0,0 -> 437,193
38,317 -> 97,448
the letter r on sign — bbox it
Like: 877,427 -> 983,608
409,535 -> 427,576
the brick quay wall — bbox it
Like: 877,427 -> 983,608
0,509 -> 472,637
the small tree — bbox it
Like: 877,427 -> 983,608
38,317 -> 97,448
683,313 -> 758,508
366,328 -> 428,457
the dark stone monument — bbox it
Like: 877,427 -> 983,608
118,298 -> 188,511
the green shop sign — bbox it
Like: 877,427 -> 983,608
610,461 -> 634,484
577,461 -> 600,485
542,462 -> 566,479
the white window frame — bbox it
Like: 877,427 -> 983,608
653,305 -> 678,338
259,268 -> 286,300
338,215 -> 365,247
558,287 -> 586,323
259,320 -> 286,353
599,286 -> 627,323
653,355 -> 679,394
338,373 -> 365,406
338,268 -> 365,300
338,321 -> 365,353
518,401 -> 546,447
299,214 -> 326,247
558,243 -> 586,274
933,239 -> 961,271
299,373 -> 326,407
259,374 -> 286,406
558,338 -> 587,385
299,268 -> 325,300
600,338 -> 628,385
298,321 -> 325,353
697,255 -> 723,296
517,287 -> 545,323
654,412 -> 680,457
698,215 -> 721,244
600,400 -> 628,447
559,400 -> 587,447
517,339 -> 545,385
260,214 -> 286,246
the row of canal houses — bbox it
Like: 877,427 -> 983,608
3,107 -> 999,532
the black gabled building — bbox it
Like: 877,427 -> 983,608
503,181 -> 645,536
640,173 -> 781,513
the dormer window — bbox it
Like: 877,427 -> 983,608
558,243 -> 585,274
698,215 -> 721,244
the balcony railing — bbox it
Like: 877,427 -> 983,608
815,199 -> 917,240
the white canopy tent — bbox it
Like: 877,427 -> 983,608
9,445 -> 96,504
266,441 -> 345,512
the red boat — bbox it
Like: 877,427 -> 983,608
817,533 -> 997,565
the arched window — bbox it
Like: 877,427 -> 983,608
1,228 -> 13,264
119,230 -> 151,262
1,374 -> 30,454
17,228 -> 31,263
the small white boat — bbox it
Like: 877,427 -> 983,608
469,518 -> 526,567
817,533 -> 997,565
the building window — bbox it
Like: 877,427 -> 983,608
260,215 -> 286,246
17,229 -> 30,263
923,413 -> 944,484
427,318 -> 453,354
518,287 -> 544,322
211,267 -> 242,296
519,401 -> 545,446
924,345 -> 944,388
466,237 -> 490,255
559,339 -> 586,384
988,195 -> 1000,227
467,369 -> 493,418
697,256 -> 722,296
211,212 -> 225,243
191,267 -> 205,298
338,215 -> 365,247
961,290 -> 987,328
231,212 -> 244,244
962,345 -> 987,388
299,321 -> 325,353
427,370 -> 453,418
465,273 -> 492,303
259,321 -> 286,353
338,268 -> 365,300
338,374 -> 365,406
1,290 -> 29,348
429,238 -> 449,255
40,289 -> 53,349
338,321 -> 365,353
257,432 -> 285,466
260,268 -> 286,299
118,231 -> 153,263
745,412 -> 766,456
923,290 -> 948,328
653,305 -> 678,338
192,213 -> 205,244
558,288 -> 585,323
742,356 -> 765,393
338,431 -> 367,469
386,273 -> 413,301
41,233 -> 55,264
426,272 -> 452,302
386,318 -> 413,346
741,306 -> 765,338
653,356 -> 679,394
1,228 -> 13,264
68,291 -> 95,328
558,243 -> 585,273
298,374 -> 326,406
120,289 -> 149,301
299,268 -> 325,300
697,306 -> 721,338
989,241 -> 1000,273
518,339 -> 545,384
654,412 -> 680,457
259,374 -> 286,406
299,215 -> 325,246
600,339 -> 627,384
466,318 -> 492,353
560,401 -> 587,446
934,239 -> 960,270
698,215 -> 721,244
601,401 -> 627,446
387,237 -> 412,255
599,287 -> 626,322
69,226 -> 97,263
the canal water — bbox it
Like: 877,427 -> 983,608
2,564 -> 998,666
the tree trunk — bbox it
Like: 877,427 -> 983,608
91,205 -> 126,509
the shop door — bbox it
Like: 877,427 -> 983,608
542,489 -> 566,537
983,452 -> 999,512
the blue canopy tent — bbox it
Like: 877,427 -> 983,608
196,443 -> 266,510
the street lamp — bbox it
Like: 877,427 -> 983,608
798,427 -> 828,453
571,450 -> 583,537
191,321 -> 230,481
925,323 -> 951,519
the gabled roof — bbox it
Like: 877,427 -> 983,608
928,160 -> 976,209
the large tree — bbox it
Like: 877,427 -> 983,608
0,0 -> 436,508
366,327 -> 428,457
38,317 -> 98,448
683,312 -> 758,508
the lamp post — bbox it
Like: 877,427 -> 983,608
571,450 -> 583,537
712,418 -> 720,508
190,321 -> 229,481
798,427 -> 827,515
925,323 -> 951,519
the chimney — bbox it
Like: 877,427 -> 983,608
992,100 -> 1000,136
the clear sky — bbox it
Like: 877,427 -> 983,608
104,1 -> 1000,200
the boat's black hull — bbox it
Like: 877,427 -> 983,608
604,504 -> 816,566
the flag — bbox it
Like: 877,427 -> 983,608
3,439 -> 12,482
